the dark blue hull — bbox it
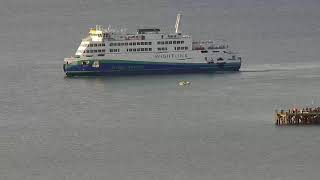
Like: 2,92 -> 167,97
64,60 -> 241,76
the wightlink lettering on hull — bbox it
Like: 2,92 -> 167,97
63,12 -> 242,76
154,53 -> 188,59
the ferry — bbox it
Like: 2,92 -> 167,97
63,13 -> 241,76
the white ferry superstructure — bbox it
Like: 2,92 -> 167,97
63,13 -> 241,76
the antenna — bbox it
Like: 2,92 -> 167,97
175,12 -> 182,34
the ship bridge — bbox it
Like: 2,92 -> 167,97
89,25 -> 104,41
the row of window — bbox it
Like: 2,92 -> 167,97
110,49 -> 120,52
110,42 -> 152,46
83,40 -> 185,48
156,46 -> 188,51
127,48 -> 152,52
85,49 -> 106,53
158,47 -> 167,51
174,46 -> 189,50
157,40 -> 184,45
85,43 -> 105,47
82,46 -> 189,54
167,35 -> 178,38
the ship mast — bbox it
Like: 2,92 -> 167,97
175,12 -> 182,34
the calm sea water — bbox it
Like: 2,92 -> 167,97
1,0 -> 320,179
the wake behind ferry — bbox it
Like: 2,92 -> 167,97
63,13 -> 241,76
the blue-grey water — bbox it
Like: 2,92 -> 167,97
1,0 -> 320,179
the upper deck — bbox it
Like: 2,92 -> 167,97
73,13 -> 230,57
